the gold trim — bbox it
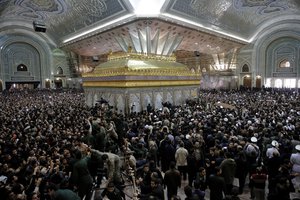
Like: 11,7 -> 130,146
83,80 -> 200,88
107,52 -> 176,62
83,67 -> 200,77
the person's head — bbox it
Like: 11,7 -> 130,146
149,160 -> 156,169
47,183 -> 58,198
74,149 -> 82,160
150,178 -> 159,189
106,182 -> 115,193
101,154 -> 108,161
31,193 -> 40,200
271,140 -> 279,148
184,185 -> 193,197
179,141 -> 184,148
256,166 -> 263,174
250,136 -> 257,143
209,147 -> 215,155
16,194 -> 26,200
169,161 -> 176,170
143,163 -> 150,172
199,167 -> 206,176
151,172 -> 159,180
215,166 -> 222,175
225,152 -> 233,159
162,126 -> 168,133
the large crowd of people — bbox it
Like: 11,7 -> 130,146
0,87 -> 299,200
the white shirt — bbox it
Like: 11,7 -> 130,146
175,147 -> 188,166
244,143 -> 260,158
266,147 -> 280,159
290,152 -> 300,173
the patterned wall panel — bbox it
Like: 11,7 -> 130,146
116,94 -> 125,113
166,91 -> 173,104
106,93 -> 115,106
183,89 -> 190,101
174,90 -> 182,105
142,93 -> 152,111
0,0 -> 130,42
93,93 -> 98,107
3,43 -> 40,81
53,54 -> 69,76
84,86 -> 199,113
129,93 -> 141,113
266,37 -> 300,77
86,91 -> 93,106
154,92 -> 163,110
191,88 -> 198,98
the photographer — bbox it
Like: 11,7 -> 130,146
90,149 -> 122,185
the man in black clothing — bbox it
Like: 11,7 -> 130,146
150,178 -> 165,200
101,181 -> 124,200
164,161 -> 181,200
208,167 -> 226,200
72,150 -> 93,200
136,163 -> 152,195
220,152 -> 236,195
140,178 -> 165,200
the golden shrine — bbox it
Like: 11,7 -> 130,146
82,52 -> 200,114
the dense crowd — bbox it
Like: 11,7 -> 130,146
0,88 -> 299,200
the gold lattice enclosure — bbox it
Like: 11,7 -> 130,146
82,52 -> 201,88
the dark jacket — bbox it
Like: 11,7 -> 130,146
53,189 -> 80,200
220,158 -> 236,185
164,168 -> 181,197
208,174 -> 226,200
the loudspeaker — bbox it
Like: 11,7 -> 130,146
33,21 -> 46,32
194,51 -> 200,57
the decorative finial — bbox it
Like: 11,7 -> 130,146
128,46 -> 132,53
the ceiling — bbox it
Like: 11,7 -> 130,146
0,0 -> 300,57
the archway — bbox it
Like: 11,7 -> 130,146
0,34 -> 52,89
243,76 -> 252,88
45,79 -> 51,88
256,77 -> 262,88
54,78 -> 62,88
242,64 -> 250,72
57,66 -> 64,75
